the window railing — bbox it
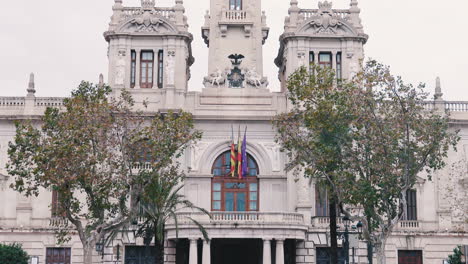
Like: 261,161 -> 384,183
167,212 -> 304,226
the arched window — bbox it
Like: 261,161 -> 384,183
211,151 -> 259,211
229,0 -> 242,10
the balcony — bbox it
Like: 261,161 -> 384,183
218,10 -> 253,37
165,212 -> 307,240
311,216 -> 344,229
396,220 -> 420,231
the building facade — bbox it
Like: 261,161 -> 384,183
0,0 -> 467,264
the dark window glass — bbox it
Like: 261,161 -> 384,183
315,185 -> 329,217
316,247 -> 345,264
46,248 -> 71,264
405,189 -> 417,220
140,51 -> 154,88
131,50 -> 136,88
157,50 -> 164,88
398,250 -> 423,264
319,53 -> 332,68
229,0 -> 242,10
336,52 -> 342,80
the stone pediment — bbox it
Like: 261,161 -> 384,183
117,11 -> 178,34
297,16 -> 358,37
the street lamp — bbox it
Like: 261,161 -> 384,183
342,216 -> 351,264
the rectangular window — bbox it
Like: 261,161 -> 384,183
405,189 -> 417,220
249,183 -> 258,211
316,247 -> 346,264
336,52 -> 342,80
46,248 -> 71,264
125,246 -> 156,264
130,50 -> 136,88
319,53 -> 332,68
398,250 -> 422,264
51,189 -> 65,217
309,51 -> 315,65
213,183 -> 222,211
315,185 -> 329,217
157,50 -> 164,88
140,51 -> 154,88
229,0 -> 242,10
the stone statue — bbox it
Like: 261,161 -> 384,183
204,68 -> 226,87
115,51 -> 126,85
246,67 -> 263,88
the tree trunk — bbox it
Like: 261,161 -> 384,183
155,240 -> 165,264
329,196 -> 338,264
83,243 -> 95,264
375,242 -> 386,264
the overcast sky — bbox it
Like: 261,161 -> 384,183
0,0 -> 467,100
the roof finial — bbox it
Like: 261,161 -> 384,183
141,0 -> 155,9
99,74 -> 104,87
434,77 -> 443,100
27,72 -> 36,96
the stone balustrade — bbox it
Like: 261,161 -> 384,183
35,97 -> 65,107
121,6 -> 175,21
398,220 -> 420,230
299,9 -> 350,20
223,10 -> 249,21
168,211 -> 304,226
0,97 -> 25,108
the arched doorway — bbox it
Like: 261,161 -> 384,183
211,150 -> 259,212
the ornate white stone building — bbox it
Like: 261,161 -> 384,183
0,0 -> 467,264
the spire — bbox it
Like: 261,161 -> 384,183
99,74 -> 104,87
434,77 -> 443,100
27,73 -> 36,96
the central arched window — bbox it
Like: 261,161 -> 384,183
211,151 -> 259,211
229,0 -> 242,10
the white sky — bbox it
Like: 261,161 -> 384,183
0,0 -> 467,100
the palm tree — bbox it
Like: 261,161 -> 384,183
135,169 -> 210,264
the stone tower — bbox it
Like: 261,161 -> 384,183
104,0 -> 194,110
275,0 -> 368,92
202,0 -> 270,89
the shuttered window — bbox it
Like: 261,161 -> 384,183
46,248 -> 71,264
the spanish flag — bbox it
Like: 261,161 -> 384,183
230,126 -> 236,177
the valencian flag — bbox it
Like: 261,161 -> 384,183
237,126 -> 243,179
230,125 -> 236,177
241,127 -> 248,178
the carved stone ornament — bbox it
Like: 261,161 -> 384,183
115,50 -> 126,86
0,173 -> 9,191
309,1 -> 343,34
227,54 -> 246,88
260,142 -> 281,172
203,68 -> 226,87
131,11 -> 164,33
245,67 -> 268,88
189,142 -> 211,172
166,51 -> 176,86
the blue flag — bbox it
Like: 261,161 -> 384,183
241,128 -> 248,177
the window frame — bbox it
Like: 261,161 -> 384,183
46,248 -> 71,264
318,52 -> 332,68
229,0 -> 242,10
211,150 -> 259,212
157,50 -> 164,89
315,185 -> 329,217
336,52 -> 342,80
405,189 -> 418,220
140,50 -> 154,88
51,189 -> 66,218
130,50 -> 136,88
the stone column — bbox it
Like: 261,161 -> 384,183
202,240 -> 211,264
189,239 -> 198,264
262,239 -> 272,264
275,240 -> 285,264
135,49 -> 141,89
331,51 -> 337,71
314,51 -> 320,65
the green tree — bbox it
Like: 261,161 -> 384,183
0,243 -> 29,264
274,65 -> 358,263
7,83 -> 201,264
447,246 -> 463,264
274,61 -> 459,264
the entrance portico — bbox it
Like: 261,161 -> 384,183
181,238 -> 291,264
